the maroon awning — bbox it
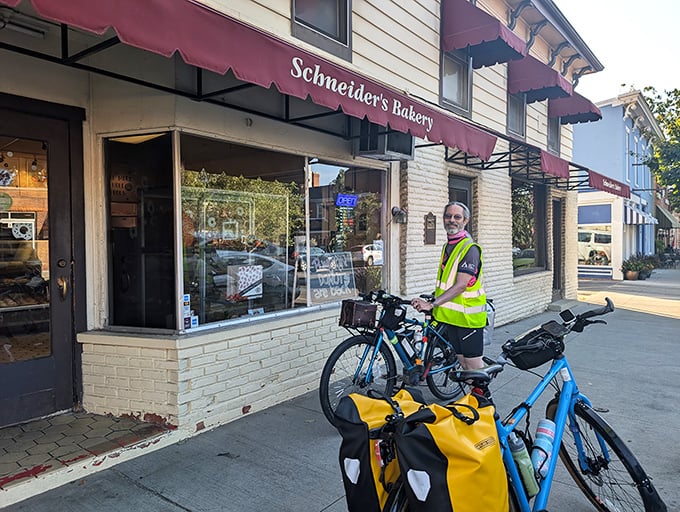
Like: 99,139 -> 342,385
548,92 -> 602,125
441,0 -> 526,69
540,150 -> 569,179
508,55 -> 573,104
1,0 -> 497,160
588,170 -> 630,198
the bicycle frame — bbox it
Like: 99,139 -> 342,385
352,315 -> 458,386
497,355 -> 601,511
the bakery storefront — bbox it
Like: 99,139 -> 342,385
0,0 -> 496,430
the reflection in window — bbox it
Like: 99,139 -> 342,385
507,93 -> 526,138
292,0 -> 350,60
179,134 -> 385,328
442,50 -> 471,113
106,133 -> 176,329
295,0 -> 347,42
511,179 -> 546,274
547,116 -> 560,154
577,225 -> 612,266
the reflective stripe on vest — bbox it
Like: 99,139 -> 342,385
433,238 -> 486,328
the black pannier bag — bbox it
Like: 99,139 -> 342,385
502,320 -> 567,370
339,299 -> 378,328
380,303 -> 406,330
335,388 -> 425,512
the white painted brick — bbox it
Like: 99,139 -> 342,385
188,353 -> 217,368
90,364 -> 116,376
129,358 -> 155,368
140,348 -> 167,359
141,369 -> 169,381
116,367 -> 142,378
180,346 -> 204,359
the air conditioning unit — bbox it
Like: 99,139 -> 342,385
351,118 -> 414,161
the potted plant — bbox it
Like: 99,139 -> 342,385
620,257 -> 644,280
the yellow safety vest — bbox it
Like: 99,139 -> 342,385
433,238 -> 487,328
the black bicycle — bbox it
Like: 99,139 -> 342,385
319,290 -> 466,427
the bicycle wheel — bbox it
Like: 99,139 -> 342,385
546,398 -> 666,511
319,334 -> 398,427
424,337 -> 466,401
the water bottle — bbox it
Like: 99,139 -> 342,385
383,330 -> 412,363
531,419 -> 556,479
508,431 -> 540,497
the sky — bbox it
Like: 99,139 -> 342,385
554,0 -> 680,102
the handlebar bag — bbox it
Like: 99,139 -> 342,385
394,394 -> 509,512
335,388 -> 426,512
502,323 -> 565,370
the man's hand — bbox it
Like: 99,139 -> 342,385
411,298 -> 433,312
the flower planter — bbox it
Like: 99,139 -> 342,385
624,270 -> 639,280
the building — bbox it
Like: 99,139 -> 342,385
0,0 -> 629,464
573,91 -> 664,279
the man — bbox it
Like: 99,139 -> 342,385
411,201 -> 486,370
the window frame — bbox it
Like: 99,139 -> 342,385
511,178 -> 547,276
507,92 -> 526,138
547,116 -> 561,155
440,49 -> 473,117
292,0 -> 352,61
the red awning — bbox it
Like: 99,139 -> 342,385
508,55 -> 573,104
441,0 -> 526,69
540,150 -> 569,179
1,0 -> 497,160
588,170 -> 630,198
548,92 -> 602,125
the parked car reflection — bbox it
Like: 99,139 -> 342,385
185,250 -> 299,321
350,244 -> 383,266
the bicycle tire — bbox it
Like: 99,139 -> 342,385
384,477 -> 519,511
424,337 -> 466,401
319,334 -> 398,427
546,398 -> 666,511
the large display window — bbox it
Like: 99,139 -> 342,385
105,131 -> 386,331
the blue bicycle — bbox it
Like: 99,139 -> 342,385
385,298 -> 667,511
319,290 -> 466,427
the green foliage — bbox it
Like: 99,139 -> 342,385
511,181 -> 535,250
182,171 -> 304,248
641,87 -> 680,212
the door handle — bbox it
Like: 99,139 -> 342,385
57,276 -> 68,301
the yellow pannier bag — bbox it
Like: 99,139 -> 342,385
335,388 -> 426,512
395,393 -> 509,512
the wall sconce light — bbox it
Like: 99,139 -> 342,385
391,206 -> 408,224
31,157 -> 38,171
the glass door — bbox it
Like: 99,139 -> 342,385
0,109 -> 75,427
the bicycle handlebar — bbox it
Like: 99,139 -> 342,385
359,289 -> 411,307
570,297 -> 615,333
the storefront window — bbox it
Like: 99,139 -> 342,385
512,179 -> 546,274
179,134 -> 385,329
105,133 -> 176,329
577,225 -> 612,266
105,132 -> 386,331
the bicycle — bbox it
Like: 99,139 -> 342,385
319,290 -> 467,427
384,297 -> 667,511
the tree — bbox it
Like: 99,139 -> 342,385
642,87 -> 680,212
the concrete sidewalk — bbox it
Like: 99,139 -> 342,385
4,269 -> 680,511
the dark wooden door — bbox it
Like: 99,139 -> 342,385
0,107 -> 78,426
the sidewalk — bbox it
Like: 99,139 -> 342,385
3,269 -> 680,511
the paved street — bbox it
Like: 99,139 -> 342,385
3,269 -> 679,511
